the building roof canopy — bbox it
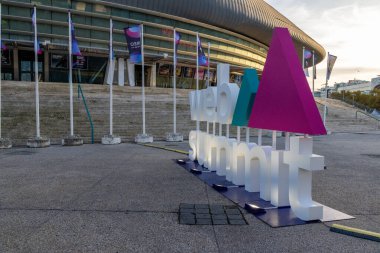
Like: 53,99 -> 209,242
107,0 -> 326,63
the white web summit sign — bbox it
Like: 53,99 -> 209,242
187,28 -> 331,221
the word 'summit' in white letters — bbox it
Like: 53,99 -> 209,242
188,63 -> 324,221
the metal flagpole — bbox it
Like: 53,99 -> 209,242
312,50 -> 315,95
101,17 -> 121,145
173,28 -> 177,134
207,42 -> 210,87
302,46 -> 305,72
258,129 -> 262,146
208,43 -> 215,136
272,130 -> 277,150
323,52 -> 329,125
141,24 -> 146,135
285,132 -> 290,150
196,33 -> 199,132
0,3 -> 2,140
206,42 -> 211,134
68,11 -> 74,136
109,18 -> 113,136
195,33 -> 200,159
33,6 -> 40,138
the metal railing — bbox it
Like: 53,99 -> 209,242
315,100 -> 328,115
355,110 -> 380,128
77,84 -> 94,144
335,96 -> 373,112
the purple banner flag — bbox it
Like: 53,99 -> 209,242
109,19 -> 115,61
197,37 -> 208,67
305,67 -> 310,77
326,53 -> 337,81
124,25 -> 142,64
32,8 -> 43,55
174,31 -> 181,64
36,39 -> 43,55
303,49 -> 312,68
313,54 -> 317,80
70,21 -> 81,56
1,41 -> 7,51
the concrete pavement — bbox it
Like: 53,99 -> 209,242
0,133 -> 379,252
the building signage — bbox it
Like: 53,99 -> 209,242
51,54 -> 68,69
124,25 -> 142,64
1,50 -> 11,65
73,55 -> 87,70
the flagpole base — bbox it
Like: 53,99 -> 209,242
0,138 -> 12,149
27,136 -> 50,148
101,135 -> 121,145
62,135 -> 83,146
135,133 -> 153,144
166,133 -> 183,142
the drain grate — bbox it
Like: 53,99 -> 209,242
179,203 -> 247,225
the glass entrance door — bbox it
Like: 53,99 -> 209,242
135,65 -> 150,87
19,50 -> 43,82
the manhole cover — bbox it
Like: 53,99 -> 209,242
179,203 -> 248,225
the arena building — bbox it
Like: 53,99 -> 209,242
1,0 -> 325,88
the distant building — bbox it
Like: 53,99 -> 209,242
319,86 -> 334,98
371,77 -> 380,90
334,77 -> 380,94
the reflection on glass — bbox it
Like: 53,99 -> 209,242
21,73 -> 31,81
21,61 -> 31,72
1,73 -> 13,80
33,62 -> 43,72
94,4 -> 108,13
49,55 -> 107,84
74,2 -> 86,11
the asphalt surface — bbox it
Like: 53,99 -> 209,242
0,133 -> 379,252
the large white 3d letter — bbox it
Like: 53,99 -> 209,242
231,142 -> 250,185
217,83 -> 240,124
189,130 -> 198,161
203,87 -> 218,122
189,90 -> 206,121
271,151 -> 290,207
206,134 -> 218,171
284,136 -> 324,221
244,145 -> 269,193
197,131 -> 207,166
215,136 -> 234,176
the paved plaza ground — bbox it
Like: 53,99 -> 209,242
0,133 -> 379,252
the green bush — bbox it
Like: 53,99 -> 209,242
331,90 -> 380,110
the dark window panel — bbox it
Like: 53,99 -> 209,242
51,0 -> 71,9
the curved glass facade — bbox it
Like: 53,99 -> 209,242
1,0 -> 269,88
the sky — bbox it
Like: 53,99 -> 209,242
266,0 -> 380,89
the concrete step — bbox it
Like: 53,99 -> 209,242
3,81 -> 379,145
